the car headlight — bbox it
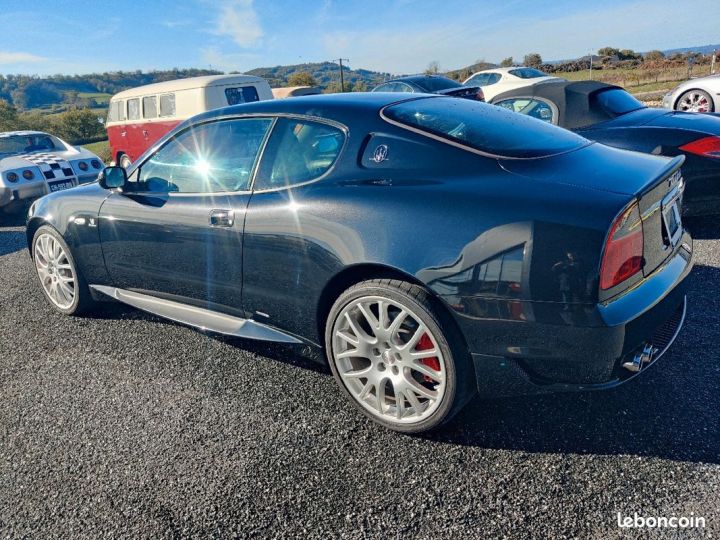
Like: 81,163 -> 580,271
6,172 -> 18,183
91,159 -> 102,169
23,169 -> 34,180
78,161 -> 88,171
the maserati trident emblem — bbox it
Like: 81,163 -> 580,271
371,144 -> 389,163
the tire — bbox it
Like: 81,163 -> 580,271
32,225 -> 95,316
676,89 -> 715,113
325,278 -> 475,433
119,154 -> 132,169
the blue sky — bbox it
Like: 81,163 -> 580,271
0,0 -> 718,75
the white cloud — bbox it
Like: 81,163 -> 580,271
201,46 -> 260,72
0,51 -> 46,65
213,0 -> 263,48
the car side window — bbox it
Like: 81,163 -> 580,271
143,96 -> 157,119
373,83 -> 396,92
254,118 -> 345,191
225,86 -> 260,105
127,98 -> 140,120
495,98 -> 556,123
159,93 -> 176,117
396,82 -> 414,93
134,118 -> 272,193
467,74 -> 488,86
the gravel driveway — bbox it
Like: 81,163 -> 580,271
1,213 -> 718,539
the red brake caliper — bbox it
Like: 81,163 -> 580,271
416,333 -> 440,384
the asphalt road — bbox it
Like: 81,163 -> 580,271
1,213 -> 718,539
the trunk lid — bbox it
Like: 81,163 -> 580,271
499,142 -> 686,292
643,110 -> 720,134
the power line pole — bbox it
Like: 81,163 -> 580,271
335,58 -> 349,92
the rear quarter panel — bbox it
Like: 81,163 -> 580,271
242,136 -> 627,346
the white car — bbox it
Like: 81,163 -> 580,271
662,74 -> 720,113
462,67 -> 562,101
0,131 -> 103,213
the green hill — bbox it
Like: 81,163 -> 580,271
245,62 -> 392,89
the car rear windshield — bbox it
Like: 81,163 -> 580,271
509,68 -> 548,79
592,88 -> 645,116
413,77 -> 461,92
0,134 -> 59,157
383,97 -> 589,158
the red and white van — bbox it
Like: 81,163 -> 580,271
106,75 -> 274,167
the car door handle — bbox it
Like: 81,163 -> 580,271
209,209 -> 234,228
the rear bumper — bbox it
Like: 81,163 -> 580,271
0,183 -> 46,209
455,236 -> 693,398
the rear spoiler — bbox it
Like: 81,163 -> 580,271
636,155 -> 685,198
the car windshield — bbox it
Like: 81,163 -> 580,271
412,77 -> 461,92
509,68 -> 548,79
383,97 -> 589,158
592,88 -> 645,116
0,134 -> 59,157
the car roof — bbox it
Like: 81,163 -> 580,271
110,74 -> 267,100
190,92 -> 430,125
491,80 -> 622,129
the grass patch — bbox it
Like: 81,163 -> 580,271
76,92 -> 112,103
82,140 -> 111,164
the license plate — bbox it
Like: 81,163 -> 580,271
662,200 -> 682,247
49,181 -> 73,192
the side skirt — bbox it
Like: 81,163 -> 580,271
89,285 -> 302,344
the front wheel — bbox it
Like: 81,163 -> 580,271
676,89 -> 715,113
325,279 -> 475,433
32,225 -> 95,315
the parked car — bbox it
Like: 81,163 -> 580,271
27,93 -> 691,433
492,80 -> 720,216
106,75 -> 273,168
372,75 -> 484,101
0,130 -> 103,214
272,86 -> 322,99
662,74 -> 720,113
463,67 -> 561,101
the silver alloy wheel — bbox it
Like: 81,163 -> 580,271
331,295 -> 447,424
34,233 -> 77,310
678,91 -> 712,112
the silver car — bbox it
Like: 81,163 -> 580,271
0,131 -> 103,214
662,74 -> 720,112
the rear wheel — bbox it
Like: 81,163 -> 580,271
325,279 -> 475,433
32,225 -> 95,315
676,89 -> 714,113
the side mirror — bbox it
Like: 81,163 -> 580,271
98,166 -> 127,190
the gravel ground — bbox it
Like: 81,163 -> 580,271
0,213 -> 718,539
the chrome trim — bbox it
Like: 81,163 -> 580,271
89,285 -> 302,344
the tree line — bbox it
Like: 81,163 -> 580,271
0,100 -> 105,144
440,47 -> 717,81
0,69 -> 222,111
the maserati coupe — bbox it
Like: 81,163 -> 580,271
491,80 -> 720,216
27,93 -> 692,432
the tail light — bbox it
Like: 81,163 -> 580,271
600,201 -> 644,290
679,136 -> 720,159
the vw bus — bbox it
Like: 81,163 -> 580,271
106,75 -> 273,167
